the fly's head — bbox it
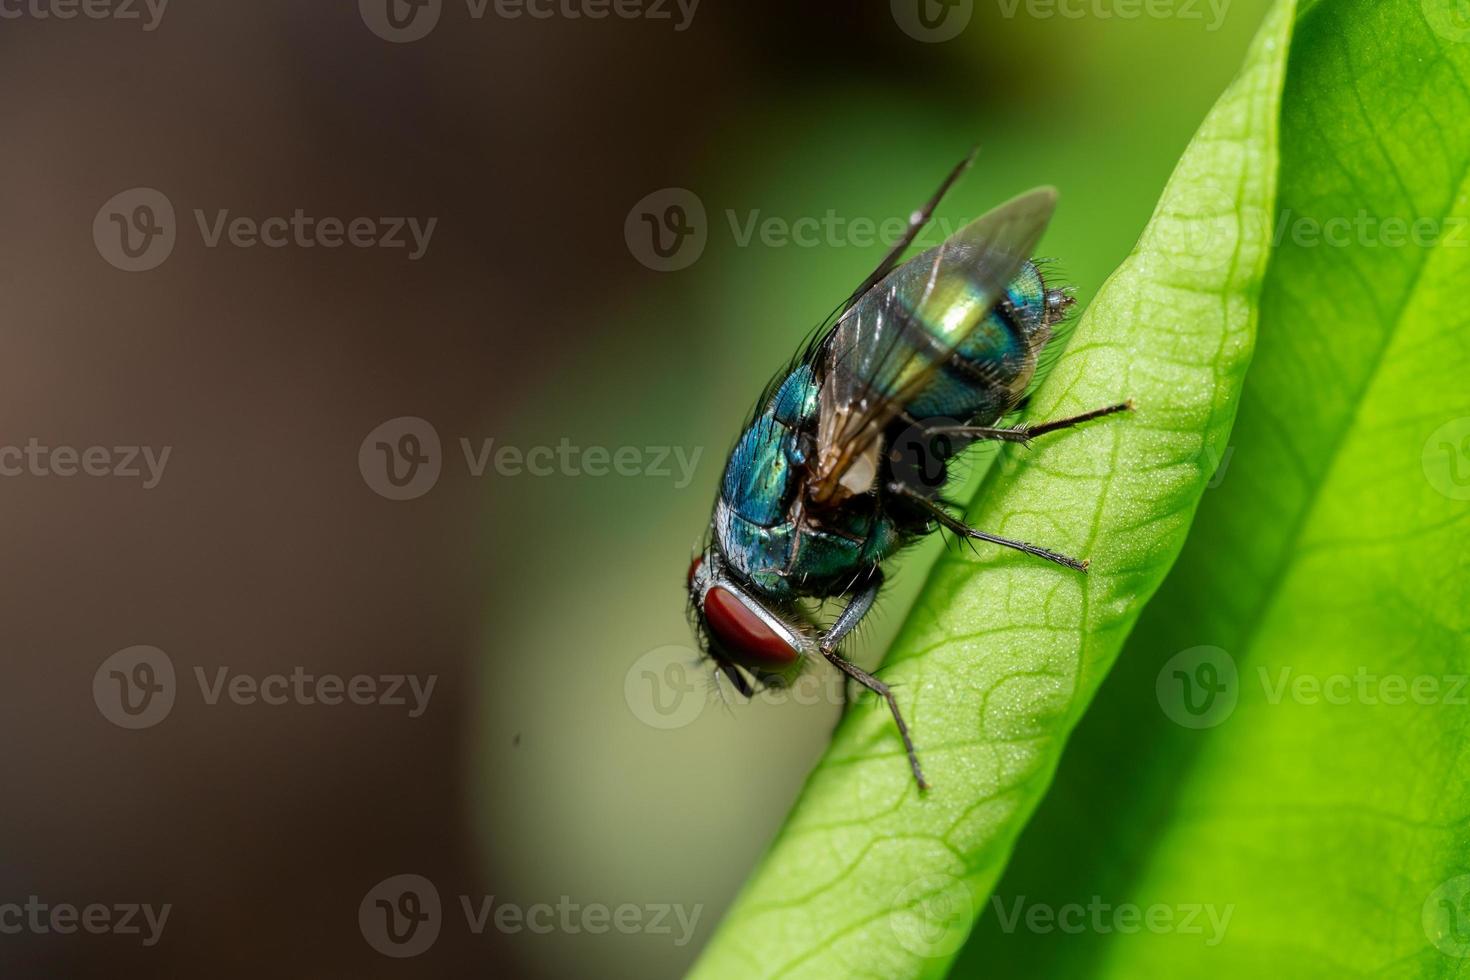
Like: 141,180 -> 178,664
687,548 -> 809,696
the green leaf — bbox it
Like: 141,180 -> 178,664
953,0 -> 1470,975
687,3 -> 1295,977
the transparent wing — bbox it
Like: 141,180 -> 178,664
810,187 -> 1058,503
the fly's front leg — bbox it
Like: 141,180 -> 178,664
887,481 -> 1089,571
927,400 -> 1132,446
820,572 -> 881,726
817,570 -> 883,654
816,571 -> 928,790
823,648 -> 929,791
716,660 -> 754,699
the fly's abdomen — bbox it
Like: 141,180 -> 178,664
900,260 -> 1056,424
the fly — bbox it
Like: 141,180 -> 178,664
686,151 -> 1130,790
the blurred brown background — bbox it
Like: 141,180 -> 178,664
0,1 -> 1266,976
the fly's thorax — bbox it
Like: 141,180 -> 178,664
713,365 -> 820,595
714,495 -> 900,602
720,364 -> 821,522
715,361 -> 898,599
714,497 -> 796,596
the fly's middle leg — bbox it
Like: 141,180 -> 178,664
886,481 -> 1089,571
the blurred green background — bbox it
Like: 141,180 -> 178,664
475,4 -> 1273,976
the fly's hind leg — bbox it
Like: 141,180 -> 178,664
895,401 -> 1131,565
928,401 -> 1133,446
886,481 -> 1089,571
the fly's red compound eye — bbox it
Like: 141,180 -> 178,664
687,555 -> 703,588
703,585 -> 801,670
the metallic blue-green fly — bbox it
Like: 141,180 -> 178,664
687,152 -> 1130,789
